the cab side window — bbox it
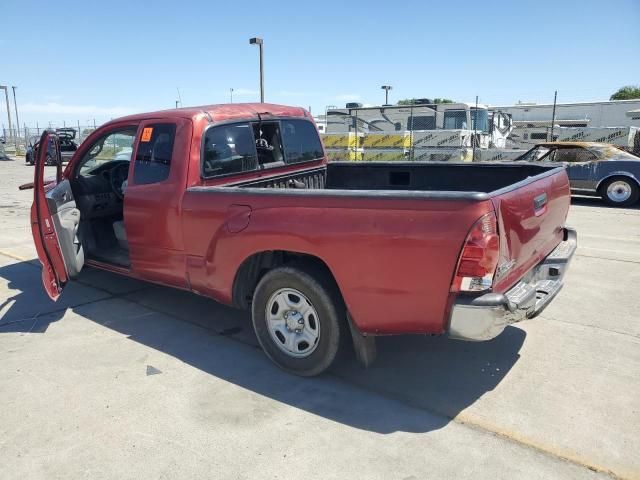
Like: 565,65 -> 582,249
134,124 -> 176,185
202,123 -> 258,178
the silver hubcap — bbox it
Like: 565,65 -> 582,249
265,288 -> 320,358
607,181 -> 632,203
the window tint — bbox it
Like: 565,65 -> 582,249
134,123 -> 175,184
202,123 -> 258,177
281,119 -> 324,164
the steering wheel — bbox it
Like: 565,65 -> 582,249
110,163 -> 129,200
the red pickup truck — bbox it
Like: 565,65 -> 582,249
27,103 -> 576,376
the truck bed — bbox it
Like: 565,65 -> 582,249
227,162 -> 561,198
184,161 -> 570,335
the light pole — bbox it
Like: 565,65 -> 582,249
249,37 -> 264,103
11,86 -> 20,147
381,85 -> 393,106
230,88 -> 234,103
0,86 -> 13,143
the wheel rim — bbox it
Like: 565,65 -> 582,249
607,180 -> 632,203
265,288 -> 320,358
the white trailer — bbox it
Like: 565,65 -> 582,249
325,103 -> 513,149
508,126 -> 640,154
495,99 -> 640,129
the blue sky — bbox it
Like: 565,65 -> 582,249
1,0 -> 639,127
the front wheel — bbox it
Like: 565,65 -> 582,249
600,177 -> 639,207
251,265 -> 346,377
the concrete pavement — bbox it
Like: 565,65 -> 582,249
1,158 -> 638,479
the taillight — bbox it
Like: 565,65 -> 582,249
450,212 -> 500,293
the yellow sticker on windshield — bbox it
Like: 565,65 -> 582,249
141,127 -> 153,142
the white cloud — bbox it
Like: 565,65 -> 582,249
335,94 -> 361,101
19,102 -> 137,117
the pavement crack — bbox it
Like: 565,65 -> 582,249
575,253 -> 640,265
329,370 -> 624,480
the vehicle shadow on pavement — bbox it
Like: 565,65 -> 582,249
0,261 -> 69,334
0,261 -> 525,434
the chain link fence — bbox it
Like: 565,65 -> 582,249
319,97 -> 640,162
0,122 -> 100,157
2,97 -> 639,161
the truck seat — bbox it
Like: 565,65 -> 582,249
113,221 -> 128,249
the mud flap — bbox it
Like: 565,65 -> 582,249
347,312 -> 377,368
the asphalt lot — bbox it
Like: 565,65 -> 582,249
0,157 -> 638,480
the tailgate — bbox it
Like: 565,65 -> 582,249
491,167 -> 571,293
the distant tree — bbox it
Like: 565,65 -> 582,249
610,86 -> 640,101
397,98 -> 454,105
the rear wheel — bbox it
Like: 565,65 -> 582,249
251,264 -> 346,376
600,177 -> 639,207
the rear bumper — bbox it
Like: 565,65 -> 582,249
448,227 -> 577,341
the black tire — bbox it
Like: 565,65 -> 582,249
600,176 -> 640,207
45,154 -> 53,166
251,264 -> 346,377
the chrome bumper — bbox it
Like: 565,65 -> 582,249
448,227 -> 577,341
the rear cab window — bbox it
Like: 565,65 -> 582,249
134,124 -> 176,184
281,119 -> 324,164
201,118 -> 323,179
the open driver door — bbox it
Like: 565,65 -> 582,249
30,130 -> 84,300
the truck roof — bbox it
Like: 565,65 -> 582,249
108,103 -> 310,125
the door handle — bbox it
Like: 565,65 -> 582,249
534,193 -> 547,212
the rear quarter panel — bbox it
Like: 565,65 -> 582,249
181,190 -> 492,334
